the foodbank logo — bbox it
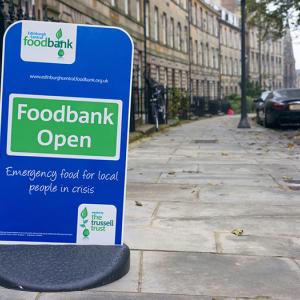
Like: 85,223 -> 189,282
80,207 -> 90,238
23,28 -> 73,58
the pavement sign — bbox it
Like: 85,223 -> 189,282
0,21 -> 133,245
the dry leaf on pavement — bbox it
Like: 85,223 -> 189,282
231,228 -> 244,236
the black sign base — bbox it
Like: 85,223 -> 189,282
0,244 -> 130,292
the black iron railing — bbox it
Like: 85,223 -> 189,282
0,1 -> 52,77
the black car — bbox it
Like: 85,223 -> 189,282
255,89 -> 300,127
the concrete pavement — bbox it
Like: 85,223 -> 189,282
2,115 -> 300,299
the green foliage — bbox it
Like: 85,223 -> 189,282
246,81 -> 263,98
168,88 -> 189,119
225,93 -> 255,114
246,0 -> 300,39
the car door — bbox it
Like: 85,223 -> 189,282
261,92 -> 274,120
257,91 -> 270,121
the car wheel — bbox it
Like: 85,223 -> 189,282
264,111 -> 272,128
264,111 -> 278,128
256,110 -> 260,124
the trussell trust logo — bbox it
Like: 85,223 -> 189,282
21,21 -> 77,64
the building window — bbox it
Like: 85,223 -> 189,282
195,40 -> 198,64
154,7 -> 159,41
177,22 -> 182,51
136,0 -> 141,22
195,3 -> 198,26
206,43 -> 209,67
162,13 -> 167,45
179,70 -> 183,88
220,55 -> 223,73
184,26 -> 188,52
156,66 -> 160,82
138,51 -> 142,88
170,18 -> 174,48
163,68 -> 168,87
200,7 -> 203,29
124,0 -> 129,15
145,1 -> 149,37
201,42 -> 204,65
111,0 -> 116,6
199,42 -> 203,65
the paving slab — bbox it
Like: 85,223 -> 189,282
141,251 -> 300,299
159,173 -> 277,187
127,183 -> 199,202
125,201 -> 158,226
124,225 -> 215,253
218,233 -> 300,258
153,216 -> 300,237
156,202 -> 300,218
127,170 -> 162,183
198,185 -> 300,205
0,289 -> 37,300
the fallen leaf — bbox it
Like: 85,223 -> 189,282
221,152 -> 229,156
135,200 -> 143,207
231,228 -> 244,236
287,143 -> 295,149
168,171 -> 176,175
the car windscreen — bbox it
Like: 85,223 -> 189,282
275,89 -> 300,99
261,91 -> 271,101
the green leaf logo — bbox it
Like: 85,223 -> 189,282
58,49 -> 64,57
56,28 -> 63,40
83,228 -> 90,237
81,207 -> 88,219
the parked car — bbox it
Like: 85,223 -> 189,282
255,89 -> 300,127
253,90 -> 271,119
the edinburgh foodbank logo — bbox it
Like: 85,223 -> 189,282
23,28 -> 72,58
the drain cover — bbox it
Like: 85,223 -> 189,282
285,179 -> 300,184
288,186 -> 300,191
192,139 -> 218,144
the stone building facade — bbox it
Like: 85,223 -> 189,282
296,70 -> 300,88
30,0 -> 230,99
189,0 -> 220,99
219,6 -> 241,96
247,27 -> 284,90
13,0 -> 291,107
215,0 -> 285,90
283,27 -> 297,88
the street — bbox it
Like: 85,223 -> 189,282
2,115 -> 300,299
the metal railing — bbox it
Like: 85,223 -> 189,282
129,87 -> 229,131
0,1 -> 52,77
191,96 -> 228,116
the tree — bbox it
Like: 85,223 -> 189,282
247,0 -> 300,39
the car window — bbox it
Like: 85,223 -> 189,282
275,89 -> 300,98
265,93 -> 273,101
261,91 -> 271,101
